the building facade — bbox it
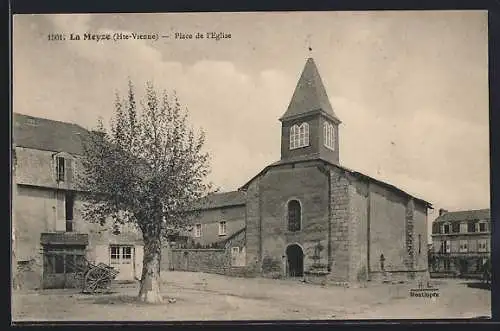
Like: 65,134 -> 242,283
429,208 -> 491,278
12,113 -> 144,289
185,58 -> 432,284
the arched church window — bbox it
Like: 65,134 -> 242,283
323,122 -> 335,150
290,123 -> 309,150
287,200 -> 301,232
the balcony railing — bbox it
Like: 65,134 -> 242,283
429,251 -> 490,258
431,231 -> 490,236
40,232 -> 89,246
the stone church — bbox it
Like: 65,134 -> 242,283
184,57 -> 432,284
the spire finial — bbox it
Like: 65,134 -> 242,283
306,34 -> 313,56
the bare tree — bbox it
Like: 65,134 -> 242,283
78,80 -> 213,303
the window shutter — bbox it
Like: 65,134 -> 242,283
52,155 -> 57,181
332,125 -> 336,149
66,158 -> 73,184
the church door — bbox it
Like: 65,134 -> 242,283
286,244 -> 304,277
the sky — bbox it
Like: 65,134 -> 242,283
13,11 -> 490,240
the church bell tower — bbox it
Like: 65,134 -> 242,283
279,58 -> 341,165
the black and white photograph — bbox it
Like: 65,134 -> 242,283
11,10 -> 491,321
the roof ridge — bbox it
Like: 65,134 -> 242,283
14,112 -> 92,132
445,208 -> 490,213
240,155 -> 431,207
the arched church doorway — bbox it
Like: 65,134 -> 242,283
286,244 -> 304,277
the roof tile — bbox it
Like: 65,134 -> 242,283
280,58 -> 341,123
435,209 -> 490,222
13,113 -> 90,155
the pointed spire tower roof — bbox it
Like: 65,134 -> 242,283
280,58 -> 341,123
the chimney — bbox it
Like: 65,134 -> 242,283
439,208 -> 448,217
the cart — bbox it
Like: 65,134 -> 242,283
72,258 -> 120,294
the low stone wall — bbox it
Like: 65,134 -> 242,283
369,269 -> 429,283
169,249 -> 230,274
168,248 -> 256,278
15,259 -> 42,290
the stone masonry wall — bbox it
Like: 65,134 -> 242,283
244,179 -> 261,272
327,167 -> 351,282
368,184 -> 408,273
404,198 -> 416,271
170,249 -> 230,273
259,162 -> 330,278
413,204 -> 430,274
348,178 -> 369,283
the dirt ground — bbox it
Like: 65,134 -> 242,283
11,271 -> 491,321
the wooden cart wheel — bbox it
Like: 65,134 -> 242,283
84,266 -> 111,294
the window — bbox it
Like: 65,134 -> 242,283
287,200 -> 301,232
468,221 -> 477,233
479,222 -> 488,232
478,239 -> 488,252
26,118 -> 38,126
452,223 -> 460,233
43,246 -> 85,276
194,223 -> 202,238
231,247 -> 240,255
418,234 -> 422,254
122,246 -> 132,264
65,192 -> 74,232
56,156 -> 65,182
444,259 -> 451,271
65,255 -> 75,273
122,246 -> 132,259
290,123 -> 309,149
432,223 -> 439,234
440,240 -> 450,253
443,224 -> 450,234
54,255 -> 65,274
110,246 -> 132,265
460,222 -> 468,233
323,122 -> 335,150
459,240 -> 468,253
218,221 -> 227,236
110,246 -> 120,264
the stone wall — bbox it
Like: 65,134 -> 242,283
348,178 -> 369,283
368,183 -> 408,272
244,178 -> 262,270
327,167 -> 351,282
258,162 -> 330,277
167,228 -> 250,276
170,249 -> 230,273
413,203 -> 429,272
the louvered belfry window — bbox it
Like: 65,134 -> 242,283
290,123 -> 309,149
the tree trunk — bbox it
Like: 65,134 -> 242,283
137,235 -> 163,303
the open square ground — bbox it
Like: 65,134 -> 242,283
12,271 -> 491,321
